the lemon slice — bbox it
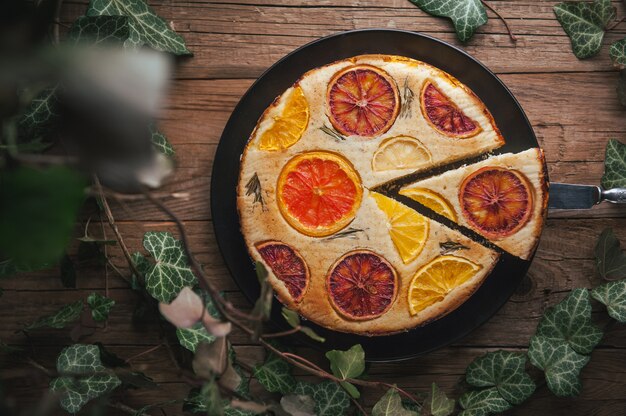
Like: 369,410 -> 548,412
372,136 -> 432,172
370,192 -> 429,264
399,188 -> 457,221
408,255 -> 481,315
258,86 -> 309,151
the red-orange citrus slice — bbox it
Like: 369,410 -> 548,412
256,241 -> 309,302
459,167 -> 533,239
327,250 -> 398,320
420,81 -> 480,138
326,65 -> 399,137
277,151 -> 362,237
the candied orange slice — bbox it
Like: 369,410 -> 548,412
256,241 -> 309,302
420,81 -> 480,138
399,188 -> 457,221
277,151 -> 362,237
408,255 -> 481,315
257,86 -> 309,151
372,136 -> 432,172
326,65 -> 399,137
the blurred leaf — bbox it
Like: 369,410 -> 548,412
151,125 -> 174,156
595,228 -> 626,279
280,394 -> 315,416
0,258 -> 50,278
183,380 -> 223,416
554,0 -> 616,58
300,326 -> 325,343
592,279 -> 626,322
25,300 -> 83,330
192,339 -> 227,380
0,166 -> 86,267
132,399 -> 179,415
87,293 -> 115,322
69,15 -> 130,45
50,344 -> 121,413
60,254 -> 76,288
372,388 -> 417,416
95,342 -> 127,368
459,388 -> 512,416
86,0 -> 192,55
254,352 -> 296,394
282,307 -> 300,328
602,139 -> 626,188
408,0 -> 487,42
176,292 -> 221,352
17,86 -> 59,148
610,38 -> 626,67
619,70 -> 626,107
294,381 -> 350,416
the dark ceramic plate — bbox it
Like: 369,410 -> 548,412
211,29 -> 545,362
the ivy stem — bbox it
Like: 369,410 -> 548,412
124,344 -> 163,364
261,326 -> 302,338
481,0 -> 518,42
607,17 -> 626,31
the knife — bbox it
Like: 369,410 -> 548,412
549,183 -> 626,209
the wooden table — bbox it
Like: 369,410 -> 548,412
3,1 -> 626,414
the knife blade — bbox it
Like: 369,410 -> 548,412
549,183 -> 626,209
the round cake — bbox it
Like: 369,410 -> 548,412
236,55 -> 547,335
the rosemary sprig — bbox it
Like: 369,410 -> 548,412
320,124 -> 345,141
324,227 -> 368,241
440,240 -> 469,255
399,77 -> 414,119
245,172 -> 265,208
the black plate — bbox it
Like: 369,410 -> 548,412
211,29 -> 544,362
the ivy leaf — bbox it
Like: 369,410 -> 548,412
25,300 -> 84,330
280,394 -> 316,416
595,228 -> 626,279
554,0 -> 616,58
141,231 -> 197,303
50,344 -> 121,413
618,70 -> 626,107
610,38 -> 626,67
408,0 -> 487,42
325,344 -> 365,381
176,324 -> 214,353
183,379 -> 223,415
86,0 -> 192,55
281,307 -> 326,342
592,279 -> 626,322
0,166 -> 86,267
294,381 -> 350,416
602,139 -> 626,189
427,383 -> 455,416
254,353 -> 296,394
18,86 -> 60,147
68,15 -> 130,45
87,293 -> 115,322
0,259 -> 50,278
535,289 -> 603,355
528,335 -> 590,397
459,388 -> 512,416
372,388 -> 418,416
151,125 -> 175,156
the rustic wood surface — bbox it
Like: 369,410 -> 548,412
3,1 -> 626,415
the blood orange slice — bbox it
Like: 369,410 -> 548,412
326,65 -> 399,137
420,81 -> 480,138
459,167 -> 533,239
327,250 -> 397,320
277,151 -> 362,237
256,241 -> 309,303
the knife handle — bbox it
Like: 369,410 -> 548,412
601,188 -> 626,204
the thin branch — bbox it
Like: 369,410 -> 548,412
350,396 -> 369,416
481,0 -> 517,42
107,401 -> 150,416
607,17 -> 626,31
87,188 -> 190,202
261,326 -> 301,339
124,344 -> 162,363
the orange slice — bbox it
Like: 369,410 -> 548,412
459,167 -> 533,239
326,65 -> 399,137
399,188 -> 457,221
256,241 -> 309,303
420,81 -> 480,138
372,136 -> 432,172
370,192 -> 429,264
408,255 -> 482,315
277,151 -> 362,237
257,86 -> 309,151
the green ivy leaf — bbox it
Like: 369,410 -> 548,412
592,279 -> 626,322
254,353 -> 296,394
50,344 -> 121,413
372,388 -> 418,416
141,231 -> 197,303
459,387 -> 512,416
183,379 -> 223,416
466,351 -> 535,406
151,125 -> 175,156
87,293 -> 115,322
69,15 -> 130,45
325,344 -> 365,381
554,0 -> 616,58
294,381 -> 351,416
86,0 -> 192,55
177,323 -> 215,353
602,139 -> 626,189
610,38 -> 626,67
25,300 -> 84,330
595,228 -> 626,279
535,289 -> 603,355
282,307 -> 300,328
618,70 -> 626,107
528,335 -> 590,397
0,259 -> 50,278
0,166 -> 86,267
18,86 -> 60,146
408,0 -> 487,42
428,383 -> 455,416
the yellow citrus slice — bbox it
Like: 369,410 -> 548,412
257,86 -> 309,151
277,151 -> 362,237
370,192 -> 429,264
372,136 -> 432,172
408,255 -> 482,315
399,188 -> 457,221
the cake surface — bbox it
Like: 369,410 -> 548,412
236,54 -> 545,335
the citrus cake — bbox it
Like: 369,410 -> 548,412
236,55 -> 547,335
